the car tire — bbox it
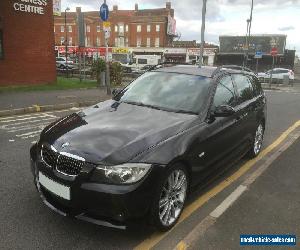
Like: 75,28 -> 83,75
248,122 -> 264,158
149,163 -> 189,231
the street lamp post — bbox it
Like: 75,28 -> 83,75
104,0 -> 111,95
65,7 -> 70,77
243,0 -> 254,68
198,0 -> 207,68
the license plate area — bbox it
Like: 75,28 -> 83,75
39,172 -> 71,200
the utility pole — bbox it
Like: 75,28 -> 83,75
243,19 -> 250,68
198,0 -> 207,68
105,33 -> 111,95
248,0 -> 254,38
103,0 -> 111,95
244,0 -> 254,68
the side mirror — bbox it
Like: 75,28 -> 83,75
112,88 -> 122,98
214,105 -> 236,117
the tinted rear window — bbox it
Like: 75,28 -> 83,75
232,74 -> 254,102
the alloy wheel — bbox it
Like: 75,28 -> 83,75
254,124 -> 264,155
158,169 -> 187,227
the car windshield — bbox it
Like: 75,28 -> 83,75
117,72 -> 211,114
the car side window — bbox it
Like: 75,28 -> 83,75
213,75 -> 236,109
232,74 -> 254,103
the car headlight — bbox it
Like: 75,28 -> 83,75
94,163 -> 152,184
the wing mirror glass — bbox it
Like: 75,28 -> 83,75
111,88 -> 123,100
112,88 -> 122,99
214,105 -> 236,117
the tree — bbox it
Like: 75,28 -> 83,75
109,62 -> 123,85
91,58 -> 106,85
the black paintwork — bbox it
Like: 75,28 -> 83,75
30,65 -> 267,225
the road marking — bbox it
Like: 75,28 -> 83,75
134,120 -> 300,250
42,113 -> 58,118
70,107 -> 80,111
33,105 -> 41,112
16,130 -> 42,137
174,128 -> 300,250
210,185 -> 247,218
175,216 -> 216,250
0,108 -> 81,141
0,107 -> 79,121
0,113 -> 46,121
175,241 -> 187,250
0,115 -> 52,123
0,117 -> 55,128
7,123 -> 49,133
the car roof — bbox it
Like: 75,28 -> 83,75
154,65 -> 256,78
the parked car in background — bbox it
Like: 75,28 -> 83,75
258,68 -> 294,83
56,57 -> 75,69
121,55 -> 162,73
30,65 -> 266,231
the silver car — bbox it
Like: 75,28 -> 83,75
56,57 -> 74,69
258,68 -> 295,83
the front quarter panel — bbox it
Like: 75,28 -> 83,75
130,120 -> 209,167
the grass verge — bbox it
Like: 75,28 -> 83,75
0,77 -> 98,93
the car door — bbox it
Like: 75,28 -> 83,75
280,69 -> 289,79
271,69 -> 281,79
231,73 -> 257,147
188,74 -> 242,184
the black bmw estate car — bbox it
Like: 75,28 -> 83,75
30,65 -> 266,231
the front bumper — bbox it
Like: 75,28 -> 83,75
30,144 -> 164,227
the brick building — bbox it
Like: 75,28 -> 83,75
54,2 -> 175,49
0,0 -> 56,85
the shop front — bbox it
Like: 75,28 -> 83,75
187,48 -> 217,66
164,48 -> 187,63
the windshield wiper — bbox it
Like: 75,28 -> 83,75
172,109 -> 198,115
122,101 -> 198,115
122,101 -> 163,111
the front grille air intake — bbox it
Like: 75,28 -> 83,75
41,145 -> 85,176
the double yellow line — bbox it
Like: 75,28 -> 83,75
134,120 -> 300,250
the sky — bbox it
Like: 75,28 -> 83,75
61,0 -> 300,55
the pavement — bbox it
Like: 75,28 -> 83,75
0,90 -> 300,249
187,135 -> 300,250
0,88 -> 111,117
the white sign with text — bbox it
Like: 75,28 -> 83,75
13,0 -> 48,15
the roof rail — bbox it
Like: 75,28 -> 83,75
211,64 -> 253,77
221,65 -> 253,72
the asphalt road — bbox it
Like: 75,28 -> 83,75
1,90 -> 300,250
